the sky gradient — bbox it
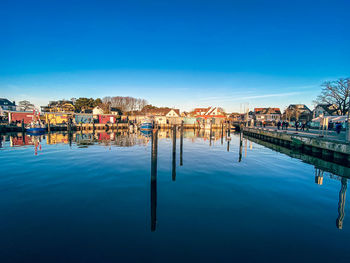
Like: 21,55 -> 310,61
1,0 -> 349,112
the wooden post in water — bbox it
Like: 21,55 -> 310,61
221,122 -> 224,145
180,121 -> 183,166
151,129 -> 158,232
239,131 -> 243,162
228,121 -> 231,138
172,125 -> 176,181
21,119 -> 25,133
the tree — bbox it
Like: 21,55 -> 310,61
315,78 -> 350,116
74,97 -> 101,112
18,100 -> 35,111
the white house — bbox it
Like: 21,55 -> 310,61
93,106 -> 104,115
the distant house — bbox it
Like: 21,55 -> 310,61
0,98 -> 16,111
193,107 -> 226,118
284,104 -> 312,122
165,109 -> 180,117
41,100 -> 75,113
181,111 -> 189,117
313,104 -> 340,118
254,108 -> 281,122
144,108 -> 180,117
92,106 -> 104,115
110,107 -> 122,115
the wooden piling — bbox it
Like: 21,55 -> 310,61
180,121 -> 183,166
172,125 -> 176,181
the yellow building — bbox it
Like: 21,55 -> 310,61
45,113 -> 72,125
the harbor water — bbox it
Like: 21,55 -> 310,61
0,130 -> 349,263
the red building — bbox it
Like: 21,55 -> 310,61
98,115 -> 117,124
8,111 -> 35,124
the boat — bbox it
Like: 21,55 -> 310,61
140,120 -> 154,130
27,127 -> 46,134
26,110 -> 46,134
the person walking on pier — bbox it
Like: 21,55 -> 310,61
295,121 -> 299,131
277,120 -> 281,130
335,122 -> 342,134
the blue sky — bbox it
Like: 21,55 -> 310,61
0,0 -> 349,112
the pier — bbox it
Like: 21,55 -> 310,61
243,127 -> 350,166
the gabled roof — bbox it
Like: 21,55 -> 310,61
315,104 -> 339,115
166,109 -> 180,116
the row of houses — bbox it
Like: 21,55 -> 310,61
1,97 -> 347,125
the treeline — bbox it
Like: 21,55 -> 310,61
72,96 -> 148,113
102,96 -> 148,112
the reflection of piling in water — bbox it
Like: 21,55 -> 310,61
315,168 -> 324,185
180,122 -> 183,166
221,123 -> 224,145
227,140 -> 230,152
151,129 -> 158,232
336,178 -> 347,230
172,125 -> 176,181
239,131 -> 243,162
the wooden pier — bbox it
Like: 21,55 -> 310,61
243,127 -> 350,166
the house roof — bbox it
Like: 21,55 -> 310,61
287,104 -> 311,112
254,108 -> 281,114
0,98 -> 15,106
166,109 -> 180,116
315,104 -> 338,115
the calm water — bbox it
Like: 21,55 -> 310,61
0,130 -> 349,263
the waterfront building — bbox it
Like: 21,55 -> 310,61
0,98 -> 16,111
254,108 -> 281,122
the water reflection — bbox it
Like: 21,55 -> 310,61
151,130 -> 158,232
1,130 -> 349,231
337,178 -> 347,229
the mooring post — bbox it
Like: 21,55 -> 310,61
47,119 -> 51,133
239,131 -> 243,162
21,119 -> 25,133
180,121 -> 184,166
151,129 -> 158,232
221,122 -> 224,145
172,125 -> 176,181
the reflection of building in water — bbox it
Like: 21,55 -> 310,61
151,130 -> 158,232
47,133 -> 69,145
115,133 -> 149,147
10,134 -> 34,146
315,168 -> 324,185
336,178 -> 347,230
75,133 -> 95,145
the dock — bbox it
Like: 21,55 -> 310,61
243,127 -> 350,166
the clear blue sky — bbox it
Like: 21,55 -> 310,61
0,0 -> 349,112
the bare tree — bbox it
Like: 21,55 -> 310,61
102,96 -> 148,112
315,78 -> 350,116
18,100 -> 35,111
